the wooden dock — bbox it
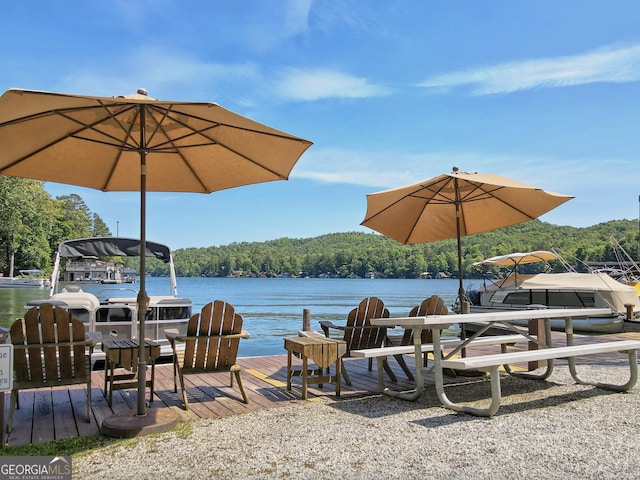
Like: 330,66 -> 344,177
4,328 -> 640,448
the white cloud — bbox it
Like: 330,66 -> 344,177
274,68 -> 391,101
293,149 -> 462,186
418,43 -> 640,95
292,148 -> 638,202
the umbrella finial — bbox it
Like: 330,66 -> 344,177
137,88 -> 148,96
452,166 -> 459,173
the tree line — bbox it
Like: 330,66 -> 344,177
2,177 -> 638,280
162,220 -> 639,280
0,177 -> 110,276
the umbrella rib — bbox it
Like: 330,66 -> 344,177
143,105 -> 302,178
405,179 -> 457,243
143,105 -> 292,181
144,105 -> 210,192
466,183 -> 540,220
0,104 -> 140,171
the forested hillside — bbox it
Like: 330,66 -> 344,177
158,219 -> 639,280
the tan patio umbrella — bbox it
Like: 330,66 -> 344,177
0,88 -> 312,421
361,167 -> 574,310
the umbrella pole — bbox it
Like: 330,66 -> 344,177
455,182 -> 468,357
137,105 -> 148,417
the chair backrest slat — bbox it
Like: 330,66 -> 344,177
10,319 -> 28,382
216,302 -> 242,368
24,308 -> 45,383
194,302 -> 214,368
182,313 -> 200,368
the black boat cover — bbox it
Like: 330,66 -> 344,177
57,237 -> 171,263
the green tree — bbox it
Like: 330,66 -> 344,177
91,213 -> 111,236
52,194 -> 92,244
0,177 -> 55,275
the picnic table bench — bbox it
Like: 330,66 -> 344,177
440,339 -> 640,416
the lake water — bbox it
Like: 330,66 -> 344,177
0,277 -> 463,357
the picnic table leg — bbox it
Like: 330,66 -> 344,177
380,326 -> 424,401
564,316 -> 639,391
302,355 -> 308,400
511,318 -> 554,381
286,350 -> 292,392
432,326 -> 502,416
435,363 -> 503,417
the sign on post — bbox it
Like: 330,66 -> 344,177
0,343 -> 12,448
0,344 -> 12,392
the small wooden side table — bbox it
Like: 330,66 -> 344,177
284,336 -> 347,399
101,339 -> 161,407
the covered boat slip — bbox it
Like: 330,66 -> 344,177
4,325 -> 640,447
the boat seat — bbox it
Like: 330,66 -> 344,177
63,285 -> 83,293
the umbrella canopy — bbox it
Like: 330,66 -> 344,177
0,88 -> 312,417
0,88 -> 311,192
361,167 -> 574,309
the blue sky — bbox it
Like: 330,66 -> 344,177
2,1 -> 639,249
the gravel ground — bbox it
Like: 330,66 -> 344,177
73,363 -> 640,479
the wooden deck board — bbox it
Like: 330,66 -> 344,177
3,329 -> 638,447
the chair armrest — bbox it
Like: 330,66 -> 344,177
298,330 -> 326,338
168,331 -> 250,342
85,331 -> 101,346
164,328 -> 179,342
319,320 -> 345,337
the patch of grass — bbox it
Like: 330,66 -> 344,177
3,435 -> 116,457
3,420 -> 192,457
172,421 -> 193,438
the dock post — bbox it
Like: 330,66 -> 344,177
302,309 -> 311,331
528,319 -> 546,370
625,304 -> 634,321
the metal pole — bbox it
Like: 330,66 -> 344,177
454,177 -> 467,357
454,177 -> 465,309
136,104 -> 148,417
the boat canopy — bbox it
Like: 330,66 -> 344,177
473,251 -> 557,267
57,237 -> 172,263
516,272 -> 636,291
485,272 -> 640,311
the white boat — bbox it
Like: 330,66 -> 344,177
26,237 -> 192,358
463,251 -> 640,333
0,269 -> 51,288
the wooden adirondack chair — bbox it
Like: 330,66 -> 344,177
165,300 -> 250,410
7,303 -> 97,433
319,297 -> 409,385
390,295 -> 449,371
